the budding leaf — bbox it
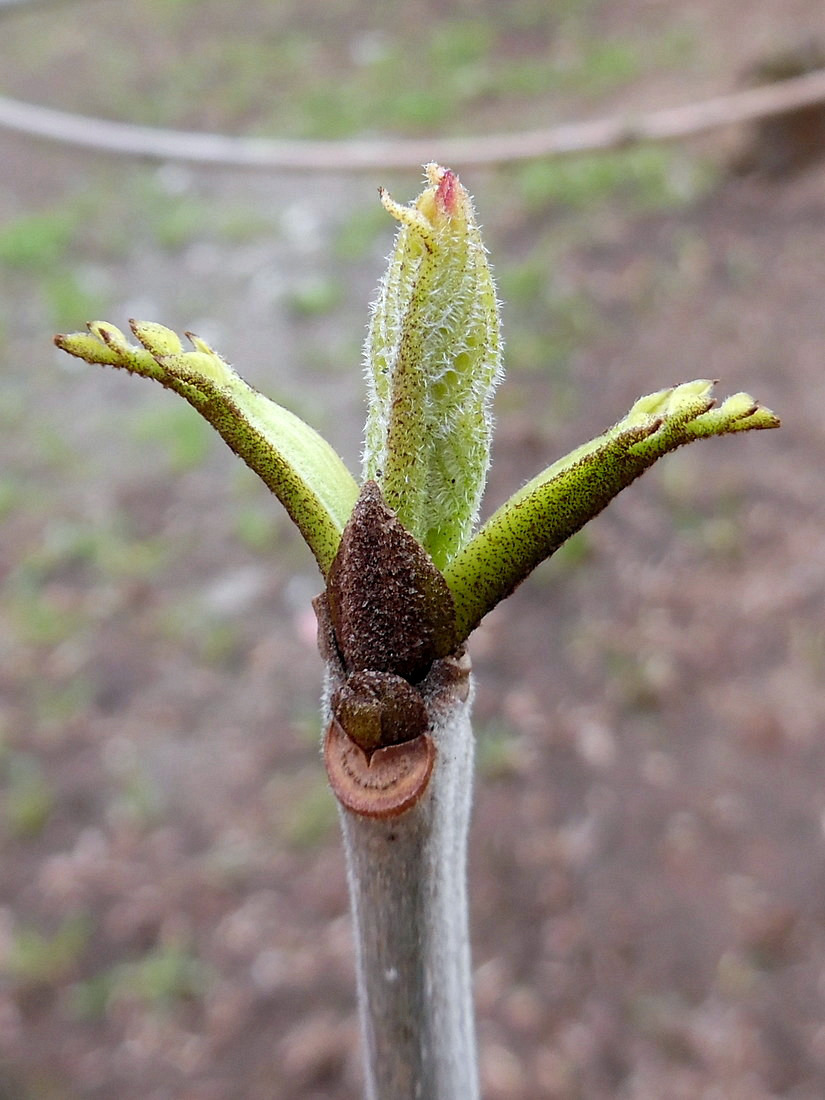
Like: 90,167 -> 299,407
444,379 -> 780,641
55,166 -> 780,661
363,163 -> 503,570
55,320 -> 358,576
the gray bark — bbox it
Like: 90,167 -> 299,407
325,652 -> 479,1100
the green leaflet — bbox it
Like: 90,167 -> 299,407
363,164 -> 503,571
444,380 -> 780,641
55,320 -> 359,576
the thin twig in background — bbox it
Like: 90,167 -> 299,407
1,69 -> 825,171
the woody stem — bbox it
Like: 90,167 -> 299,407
328,658 -> 479,1100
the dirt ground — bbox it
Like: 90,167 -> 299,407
1,1 -> 825,1097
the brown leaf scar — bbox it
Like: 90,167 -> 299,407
324,719 -> 435,819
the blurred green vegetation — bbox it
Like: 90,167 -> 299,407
282,774 -> 339,849
3,914 -> 92,987
131,402 -> 214,473
475,721 -> 525,780
2,752 -> 55,837
516,147 -> 714,212
0,208 -> 78,273
69,941 -> 212,1020
0,0 -> 698,138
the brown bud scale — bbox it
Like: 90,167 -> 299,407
331,670 -> 429,753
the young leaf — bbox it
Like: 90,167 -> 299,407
54,320 -> 359,576
363,164 -> 503,570
444,380 -> 780,641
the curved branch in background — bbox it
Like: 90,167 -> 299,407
1,69 -> 825,171
0,0 -> 73,8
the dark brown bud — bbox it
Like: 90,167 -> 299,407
326,481 -> 457,682
331,670 -> 429,753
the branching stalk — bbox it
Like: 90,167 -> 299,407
53,163 -> 779,1100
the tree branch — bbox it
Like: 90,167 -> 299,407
1,69 -> 824,171
330,650 -> 479,1100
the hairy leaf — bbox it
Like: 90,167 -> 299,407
444,380 -> 779,640
363,164 -> 503,570
55,321 -> 359,575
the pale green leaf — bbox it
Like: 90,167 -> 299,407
55,321 -> 359,575
363,165 -> 503,570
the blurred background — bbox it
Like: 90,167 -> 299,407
1,1 -> 824,1096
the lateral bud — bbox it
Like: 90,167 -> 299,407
331,671 -> 428,753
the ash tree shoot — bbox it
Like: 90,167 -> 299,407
56,164 -> 779,1100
